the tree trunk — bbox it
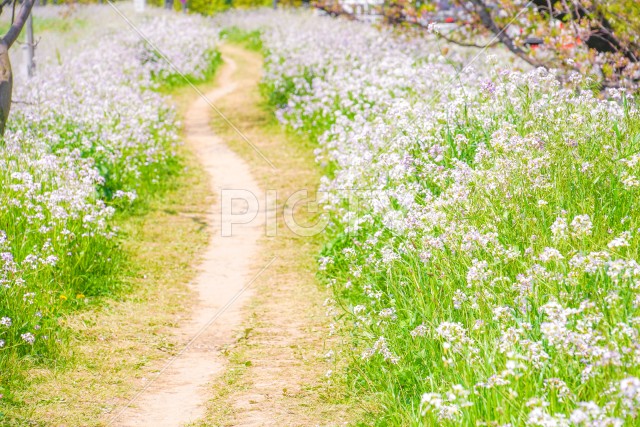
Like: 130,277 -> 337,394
24,14 -> 35,78
0,43 -> 13,136
0,0 -> 36,137
468,0 -> 540,67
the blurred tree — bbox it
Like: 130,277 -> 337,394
185,0 -> 272,14
185,0 -> 229,13
0,0 -> 36,135
314,0 -> 640,90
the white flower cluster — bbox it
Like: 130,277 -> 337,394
219,8 -> 640,426
0,12 -> 219,374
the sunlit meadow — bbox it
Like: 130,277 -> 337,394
0,11 -> 219,391
221,11 -> 640,426
3,6 -> 639,425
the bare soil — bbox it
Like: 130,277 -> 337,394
114,51 -> 264,427
192,45 -> 353,427
114,44 -> 352,427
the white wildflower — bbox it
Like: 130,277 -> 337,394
539,247 -> 564,262
21,333 -> 35,345
571,214 -> 593,237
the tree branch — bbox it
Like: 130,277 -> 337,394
314,2 -> 499,50
468,0 -> 541,67
436,30 -> 500,49
3,0 -> 35,49
0,0 -> 13,15
313,3 -> 359,20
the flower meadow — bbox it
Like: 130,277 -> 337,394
222,11 -> 640,426
0,12 -> 218,386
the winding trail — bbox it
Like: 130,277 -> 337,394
115,51 -> 265,427
193,45 -> 351,427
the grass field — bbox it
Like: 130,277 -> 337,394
0,10 -> 220,424
219,11 -> 640,426
3,5 -> 640,426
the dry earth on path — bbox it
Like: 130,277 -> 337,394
113,44 -> 352,427
190,44 -> 353,427
114,52 -> 265,426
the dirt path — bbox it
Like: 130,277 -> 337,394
191,45 -> 352,427
113,44 -> 351,427
114,51 -> 265,427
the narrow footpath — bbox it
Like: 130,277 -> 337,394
114,45 -> 350,427
115,50 -> 264,427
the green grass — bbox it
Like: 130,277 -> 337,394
0,15 -> 87,39
220,27 -> 264,52
246,19 -> 640,425
155,49 -> 223,91
0,21 -> 220,426
315,92 -> 640,425
0,148 -> 184,420
0,141 -> 211,425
